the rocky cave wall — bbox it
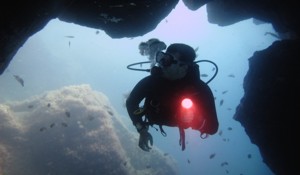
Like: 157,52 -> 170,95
1,0 -> 299,175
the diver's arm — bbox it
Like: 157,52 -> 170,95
126,76 -> 155,152
126,76 -> 152,126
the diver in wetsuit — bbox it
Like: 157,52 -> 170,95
126,43 -> 219,151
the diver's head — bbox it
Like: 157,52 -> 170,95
166,43 -> 196,63
156,43 -> 196,80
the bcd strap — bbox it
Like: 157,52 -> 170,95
179,127 -> 185,151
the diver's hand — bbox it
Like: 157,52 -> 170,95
138,129 -> 153,152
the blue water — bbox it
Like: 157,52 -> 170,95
0,2 -> 278,175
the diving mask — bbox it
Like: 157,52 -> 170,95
156,51 -> 178,67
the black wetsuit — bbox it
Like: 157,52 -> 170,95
126,66 -> 219,135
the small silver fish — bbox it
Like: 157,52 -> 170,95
247,154 -> 252,159
65,111 -> 71,118
65,35 -> 74,38
220,99 -> 224,106
40,127 -> 47,132
228,74 -> 235,78
88,115 -> 95,121
209,153 -> 216,159
222,90 -> 228,94
221,162 -> 229,167
107,110 -> 113,116
200,74 -> 208,77
50,123 -> 55,128
13,75 -> 24,87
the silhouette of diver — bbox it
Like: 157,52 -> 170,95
126,43 -> 219,151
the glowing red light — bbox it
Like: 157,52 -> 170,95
181,98 -> 193,109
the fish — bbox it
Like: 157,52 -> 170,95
163,153 -> 169,156
228,74 -> 235,78
218,130 -> 223,136
247,154 -> 252,159
95,30 -> 99,34
50,123 -> 55,128
200,74 -> 208,77
222,90 -> 228,94
187,159 -> 191,164
221,162 -> 229,167
40,127 -> 47,132
88,115 -> 95,121
209,153 -> 216,159
227,127 -> 232,131
13,75 -> 24,87
68,41 -> 71,47
61,122 -> 68,127
220,99 -> 224,106
64,35 -> 74,38
28,104 -> 34,109
107,110 -> 113,116
65,111 -> 71,118
47,103 -> 51,107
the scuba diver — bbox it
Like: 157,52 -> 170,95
126,43 -> 219,151
138,38 -> 167,68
